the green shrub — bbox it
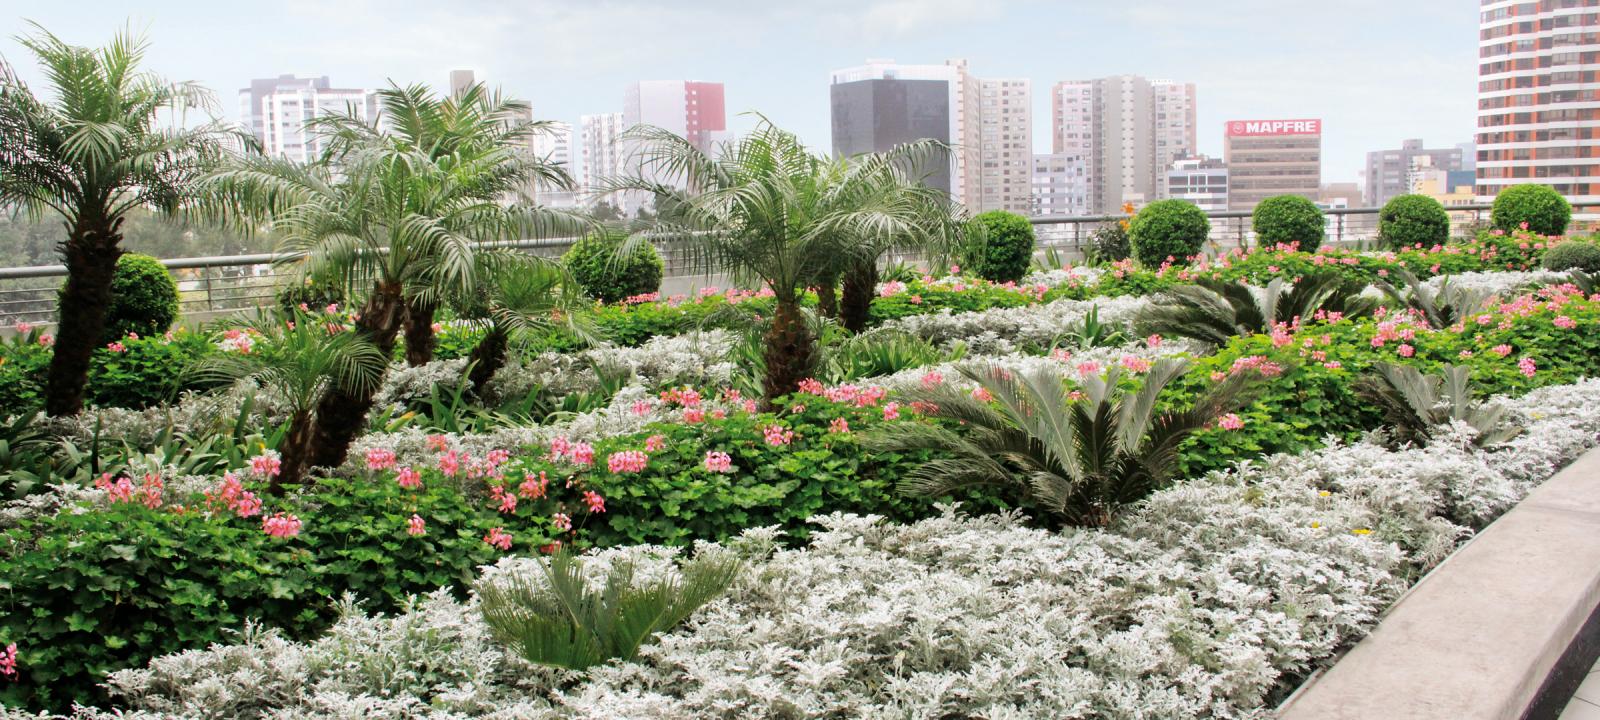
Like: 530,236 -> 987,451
99,253 -> 178,343
275,275 -> 346,316
1379,194 -> 1451,250
1088,223 -> 1131,263
1251,195 -> 1325,247
563,230 -> 664,304
1492,184 -> 1571,236
1128,199 -> 1209,267
966,211 -> 1035,283
1542,240 -> 1600,273
86,332 -> 215,409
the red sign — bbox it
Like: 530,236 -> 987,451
1227,119 -> 1321,137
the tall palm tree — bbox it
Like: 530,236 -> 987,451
458,255 -> 597,395
201,88 -> 584,469
305,81 -> 579,366
1136,271 -> 1376,347
867,359 -> 1259,527
190,310 -> 388,488
609,119 -> 949,405
828,144 -> 965,333
0,23 -> 241,415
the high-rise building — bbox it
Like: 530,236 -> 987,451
1031,153 -> 1091,217
1223,119 -> 1323,211
1164,156 -> 1229,213
238,75 -> 378,163
830,59 -> 1032,213
449,69 -> 476,97
1365,139 -> 1467,207
616,80 -> 728,214
1476,0 -> 1600,207
1049,76 -> 1197,214
579,112 -> 625,208
533,121 -> 577,208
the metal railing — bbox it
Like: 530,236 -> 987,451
3,203 -> 1598,326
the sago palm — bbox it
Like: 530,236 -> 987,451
610,119 -> 942,405
0,23 -> 242,415
1355,362 -> 1521,449
477,549 -> 740,671
1374,269 -> 1491,329
189,310 -> 387,488
202,99 -> 582,469
1136,271 -> 1376,346
867,359 -> 1259,527
306,81 -> 580,365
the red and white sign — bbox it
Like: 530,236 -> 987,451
1226,119 -> 1321,137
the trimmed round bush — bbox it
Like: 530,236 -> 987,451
100,253 -> 178,342
966,210 -> 1035,283
563,230 -> 664,304
1492,184 -> 1571,236
1252,195 -> 1325,247
1127,199 -> 1209,267
1378,194 -> 1451,250
1542,240 -> 1600,273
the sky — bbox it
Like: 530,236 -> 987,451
0,0 -> 1478,184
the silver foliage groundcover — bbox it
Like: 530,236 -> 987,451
11,379 -> 1598,720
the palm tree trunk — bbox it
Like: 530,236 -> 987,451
840,262 -> 878,334
815,272 -> 838,319
402,300 -> 437,367
761,299 -> 815,409
465,326 -> 508,396
274,409 -> 316,492
45,212 -> 123,416
305,283 -> 405,471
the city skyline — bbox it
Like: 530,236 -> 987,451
0,0 -> 1474,187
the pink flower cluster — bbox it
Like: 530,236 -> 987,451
262,512 -> 302,538
364,448 -> 397,471
0,643 -> 15,678
1519,357 -> 1538,378
395,467 -> 423,489
608,450 -> 650,473
882,402 -> 902,420
583,490 -> 606,514
97,473 -> 164,509
249,452 -> 282,479
829,417 -> 850,434
1218,413 -> 1245,431
763,424 -> 795,446
645,434 -> 667,452
490,485 -> 519,513
483,527 -> 513,550
206,473 -> 262,518
406,514 -> 426,536
547,437 -> 595,466
1119,355 -> 1152,373
552,513 -> 573,531
519,471 -> 550,499
660,387 -> 703,407
703,451 -> 734,473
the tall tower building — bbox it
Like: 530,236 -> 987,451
579,112 -> 625,208
533,121 -> 577,208
237,75 -> 378,164
829,59 -> 1032,213
1475,0 -> 1600,207
617,80 -> 728,214
1224,119 -> 1323,211
1050,76 -> 1197,214
449,69 -> 476,96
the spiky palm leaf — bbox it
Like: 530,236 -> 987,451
1355,362 -> 1521,448
477,550 -> 740,670
1374,270 -> 1492,329
867,358 -> 1259,527
1136,271 -> 1376,346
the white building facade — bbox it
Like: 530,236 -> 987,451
238,75 -> 378,163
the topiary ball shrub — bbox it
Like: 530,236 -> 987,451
1088,223 -> 1131,264
1378,194 -> 1451,250
1492,184 -> 1571,236
99,253 -> 178,343
1127,199 -> 1209,268
563,230 -> 664,304
963,211 -> 1035,283
1542,240 -> 1600,273
1252,195 -> 1325,247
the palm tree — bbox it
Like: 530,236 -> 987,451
867,359 -> 1259,527
201,87 -> 584,469
190,311 -> 387,488
0,23 -> 241,415
609,119 -> 948,405
1375,269 -> 1491,329
828,144 -> 965,333
305,81 -> 580,366
1356,363 -> 1521,449
457,255 -> 597,395
1136,271 -> 1376,346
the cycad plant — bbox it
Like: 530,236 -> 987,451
0,23 -> 242,415
1136,271 -> 1375,346
609,118 -> 952,406
476,550 -> 740,671
868,359 -> 1259,527
189,311 -> 387,488
202,83 -> 583,468
1355,362 -> 1521,449
1375,269 -> 1491,329
1049,304 -> 1129,352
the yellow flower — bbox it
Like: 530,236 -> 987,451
1310,521 -> 1320,529
1352,528 -> 1372,536
1318,490 -> 1331,497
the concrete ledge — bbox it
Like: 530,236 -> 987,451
1277,447 -> 1600,720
